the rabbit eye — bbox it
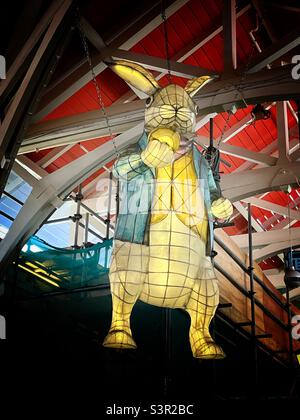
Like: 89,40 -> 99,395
145,96 -> 153,108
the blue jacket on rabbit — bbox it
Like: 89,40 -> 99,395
112,132 -> 221,256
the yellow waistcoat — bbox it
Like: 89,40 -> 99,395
151,151 -> 208,242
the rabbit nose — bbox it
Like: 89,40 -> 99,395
159,105 -> 176,119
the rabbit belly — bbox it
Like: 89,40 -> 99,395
139,152 -> 213,308
139,212 -> 215,309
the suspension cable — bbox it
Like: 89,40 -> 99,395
161,1 -> 172,83
77,10 -> 119,159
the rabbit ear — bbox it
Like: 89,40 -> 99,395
106,60 -> 160,96
184,75 -> 214,97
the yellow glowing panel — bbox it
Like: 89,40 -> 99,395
145,84 -> 196,134
211,197 -> 233,219
148,127 -> 180,151
18,264 -> 60,288
141,139 -> 173,168
110,60 -> 159,95
24,261 -> 60,281
185,75 -> 214,97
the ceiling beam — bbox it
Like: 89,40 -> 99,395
262,194 -> 300,231
232,227 -> 300,248
113,4 -> 251,108
234,136 -> 299,174
290,148 -> 300,162
242,196 -> 300,221
31,0 -> 189,123
245,28 -> 300,74
194,65 -> 300,115
0,0 -> 67,104
264,273 -> 285,289
221,161 -> 300,201
15,155 -> 48,179
25,4 -> 251,135
20,100 -> 145,153
36,144 -> 74,168
277,101 -> 290,164
23,104 -> 276,166
22,66 -> 300,152
253,237 -> 300,261
12,161 -> 38,188
223,0 -> 237,74
211,141 -> 277,166
100,47 -> 218,78
233,201 -> 264,232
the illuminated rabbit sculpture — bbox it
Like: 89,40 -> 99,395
103,61 -> 233,359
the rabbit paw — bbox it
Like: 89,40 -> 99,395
141,139 -> 174,168
211,197 -> 233,219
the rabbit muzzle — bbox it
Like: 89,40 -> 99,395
145,104 -> 196,135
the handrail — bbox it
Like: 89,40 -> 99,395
214,262 -> 289,332
216,308 -> 289,368
214,235 -> 288,312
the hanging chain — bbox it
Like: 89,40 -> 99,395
235,15 -> 262,111
161,2 -> 172,83
77,12 -> 119,159
215,18 -> 264,150
217,110 -> 232,149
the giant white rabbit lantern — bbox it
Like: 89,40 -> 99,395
103,60 -> 233,359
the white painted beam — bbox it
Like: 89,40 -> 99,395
233,201 -> 264,232
21,100 -> 145,153
264,194 -> 300,231
103,47 -> 218,78
266,273 -> 285,289
242,196 -> 300,220
277,101 -> 290,164
221,162 -> 300,202
194,65 -> 300,116
32,0 -> 189,122
232,227 -> 300,249
36,144 -> 74,168
12,162 -> 38,188
15,156 -> 47,180
223,0 -> 237,74
216,142 -> 277,166
254,237 -> 300,261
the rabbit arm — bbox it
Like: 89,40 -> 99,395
207,167 -> 221,203
141,140 -> 173,168
208,167 -> 233,219
112,153 -> 149,181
